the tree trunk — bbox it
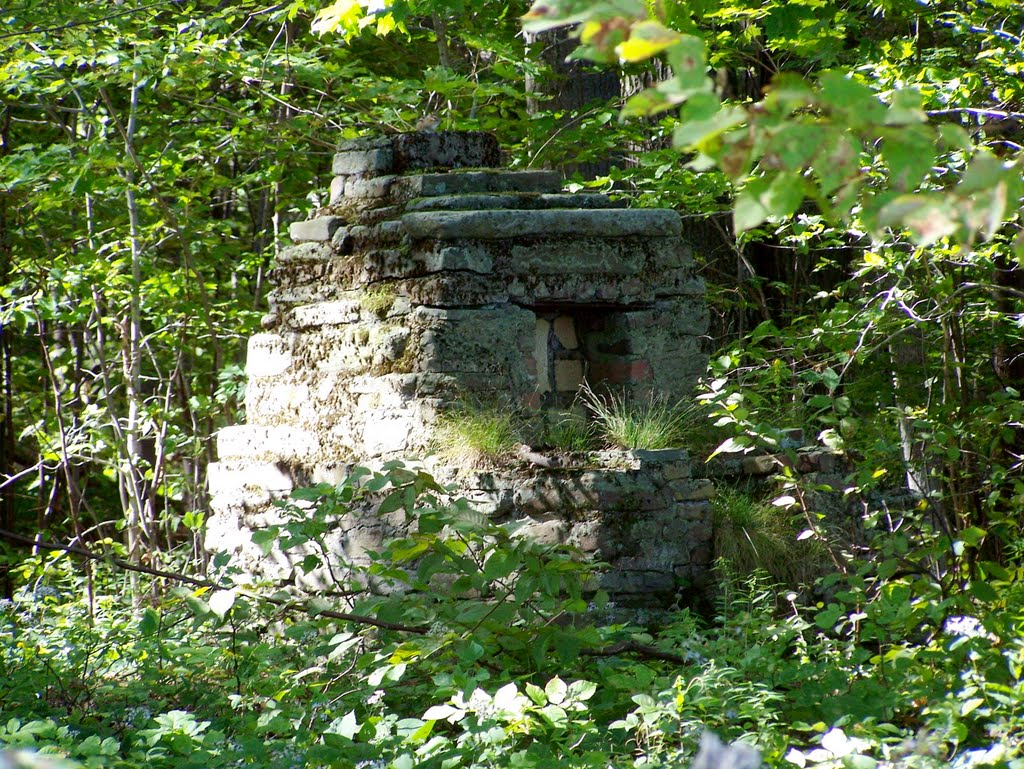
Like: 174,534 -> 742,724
523,28 -> 621,178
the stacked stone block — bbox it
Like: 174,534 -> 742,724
207,131 -> 713,605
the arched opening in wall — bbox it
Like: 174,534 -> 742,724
529,305 -> 654,412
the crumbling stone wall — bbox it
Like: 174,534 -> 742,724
207,131 -> 713,606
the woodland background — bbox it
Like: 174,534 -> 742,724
1,1 -> 1024,768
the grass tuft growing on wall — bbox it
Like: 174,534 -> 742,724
434,402 -> 523,467
538,410 -> 600,453
579,381 -> 697,451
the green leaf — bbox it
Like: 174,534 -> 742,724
250,528 -> 280,555
378,488 -> 407,514
208,589 -> 236,618
960,526 -> 987,547
483,550 -> 516,581
544,676 -> 568,705
818,70 -> 886,126
880,125 -> 936,192
875,194 -> 957,245
733,180 -> 771,232
960,697 -> 986,717
814,603 -> 843,629
138,608 -> 160,636
674,102 -> 745,150
423,704 -> 464,723
969,580 -> 998,603
525,682 -> 547,706
329,710 -> 359,740
884,88 -> 927,125
539,703 -> 569,728
616,21 -> 682,62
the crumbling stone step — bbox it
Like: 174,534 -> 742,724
402,208 -> 682,240
393,170 -> 563,198
404,192 -> 625,212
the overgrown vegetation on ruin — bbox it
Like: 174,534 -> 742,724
3,0 -> 1024,767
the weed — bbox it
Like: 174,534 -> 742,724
579,381 -> 697,450
360,284 -> 396,318
539,410 -> 599,453
434,402 -> 522,466
712,488 -> 827,586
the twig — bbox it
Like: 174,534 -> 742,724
579,639 -> 690,665
0,527 -> 428,635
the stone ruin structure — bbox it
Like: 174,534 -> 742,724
207,131 -> 714,606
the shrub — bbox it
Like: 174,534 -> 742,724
712,488 -> 828,587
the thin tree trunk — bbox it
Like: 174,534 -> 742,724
0,100 -> 13,599
121,67 -> 152,601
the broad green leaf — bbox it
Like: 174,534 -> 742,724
884,87 -> 927,125
819,70 -> 886,126
969,580 -> 998,603
875,194 -> 957,244
525,682 -> 547,706
250,528 -> 280,555
545,676 -> 568,705
328,710 -> 359,739
423,704 -> 463,722
616,21 -> 681,62
674,104 -> 745,153
733,178 -> 771,232
880,125 -> 936,191
138,608 -> 159,636
960,698 -> 985,716
567,680 -> 597,701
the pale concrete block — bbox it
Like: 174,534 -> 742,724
362,414 -> 414,455
203,509 -> 247,555
674,479 -> 716,501
290,300 -> 361,328
246,334 -> 292,377
332,148 -> 393,175
515,520 -> 568,546
216,425 -> 319,462
330,176 -> 346,203
742,455 -> 777,475
208,461 -> 293,497
423,245 -> 494,273
345,175 -> 397,198
553,315 -> 578,349
289,216 -> 345,243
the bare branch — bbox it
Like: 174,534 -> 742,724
0,527 -> 429,635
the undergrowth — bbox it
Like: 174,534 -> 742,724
3,465 -> 1023,769
712,488 -> 829,587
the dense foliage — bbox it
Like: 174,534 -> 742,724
3,465 -> 1023,768
3,0 -> 1024,767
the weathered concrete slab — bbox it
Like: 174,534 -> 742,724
394,170 -> 563,198
401,208 -> 682,240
